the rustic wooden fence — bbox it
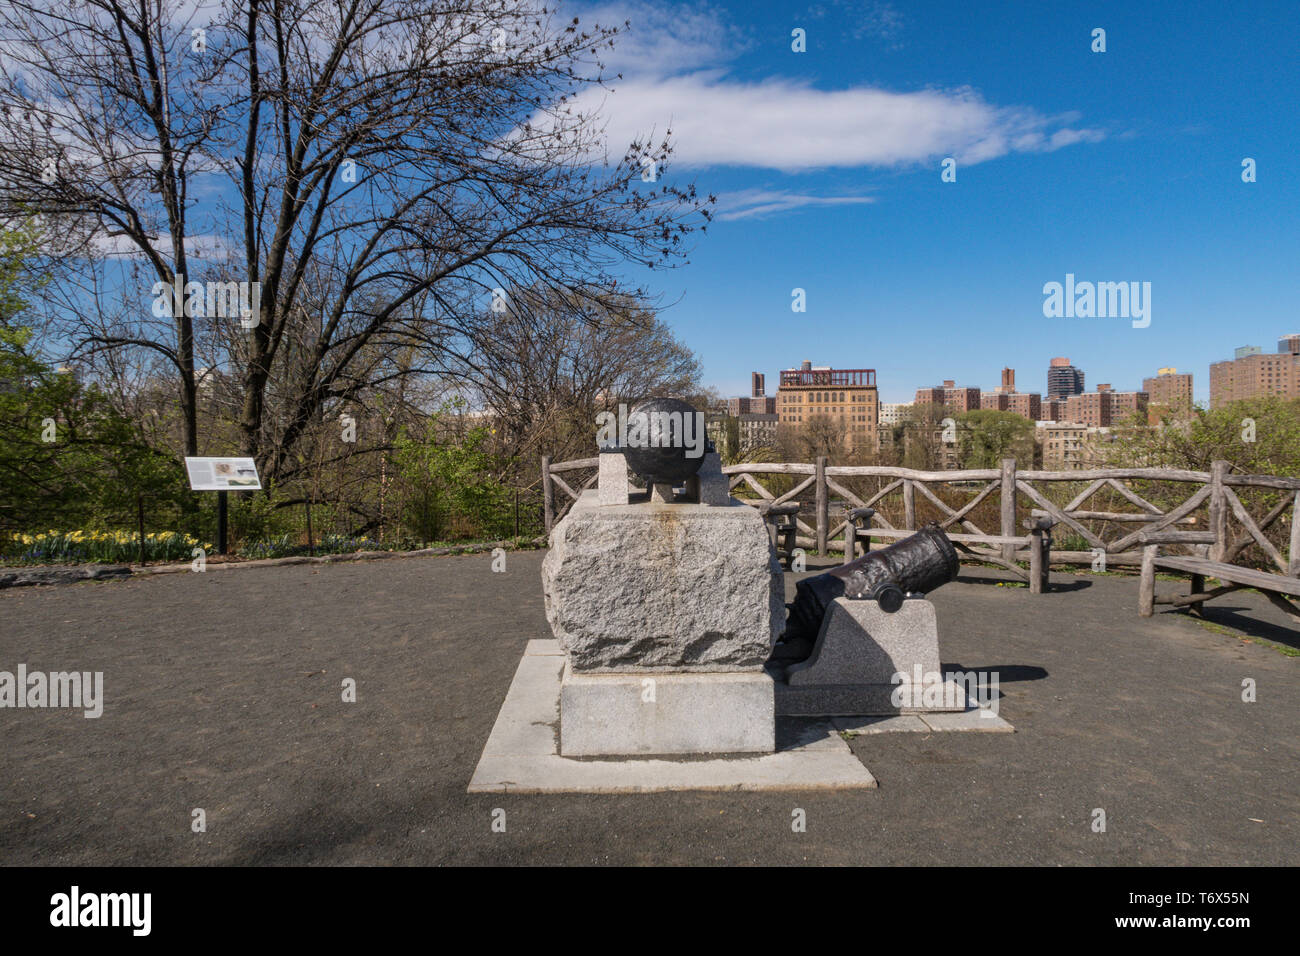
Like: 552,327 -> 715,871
541,455 -> 1300,578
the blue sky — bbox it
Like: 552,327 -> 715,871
567,0 -> 1300,404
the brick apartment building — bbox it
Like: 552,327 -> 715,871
1142,367 -> 1194,419
981,370 -> 1043,420
1062,383 -> 1149,427
1209,335 -> 1300,408
778,360 -> 879,452
1041,398 -> 1066,422
1038,422 -> 1114,470
727,371 -> 777,416
915,380 -> 981,413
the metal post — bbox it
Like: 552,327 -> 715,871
137,494 -> 146,566
217,490 -> 228,555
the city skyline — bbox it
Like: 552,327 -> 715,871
573,0 -> 1299,407
708,338 -> 1295,408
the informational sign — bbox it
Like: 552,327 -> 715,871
184,457 -> 262,491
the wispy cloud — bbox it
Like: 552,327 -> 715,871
714,188 -> 875,221
558,1 -> 1104,174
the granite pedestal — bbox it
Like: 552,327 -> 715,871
543,488 -> 783,755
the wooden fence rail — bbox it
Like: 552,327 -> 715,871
541,456 -> 1300,578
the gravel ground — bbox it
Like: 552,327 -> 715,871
0,552 -> 1295,865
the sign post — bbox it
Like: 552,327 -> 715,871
184,457 -> 263,558
217,491 -> 228,555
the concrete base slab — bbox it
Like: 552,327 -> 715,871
833,705 -> 1014,735
561,664 -> 774,756
469,640 -> 877,793
915,707 -> 1015,733
831,714 -> 932,734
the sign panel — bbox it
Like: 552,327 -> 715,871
184,457 -> 262,491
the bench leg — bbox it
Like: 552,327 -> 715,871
1139,545 -> 1157,617
783,528 -> 796,569
842,527 -> 856,565
1188,573 -> 1206,617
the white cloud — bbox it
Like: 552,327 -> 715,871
556,1 -> 1104,174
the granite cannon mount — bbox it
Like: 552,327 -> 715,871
768,525 -> 967,716
770,524 -> 959,668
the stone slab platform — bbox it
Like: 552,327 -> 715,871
468,640 -> 877,793
561,663 -> 774,756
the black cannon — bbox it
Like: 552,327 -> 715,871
769,524 -> 959,666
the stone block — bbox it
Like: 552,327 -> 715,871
597,450 -> 633,506
685,452 -> 730,506
559,663 -> 774,755
542,491 -> 783,672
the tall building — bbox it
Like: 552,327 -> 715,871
727,371 -> 777,416
1105,385 -> 1150,424
777,360 -> 879,452
980,367 -> 1040,419
1006,392 -> 1043,421
1061,384 -> 1148,427
1235,345 -> 1263,359
1142,368 -> 1194,419
1047,357 -> 1085,399
1210,337 -> 1300,407
914,380 -> 981,413
1064,390 -> 1109,427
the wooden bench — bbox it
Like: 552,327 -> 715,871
755,501 -> 801,569
841,507 -> 875,564
1138,530 -> 1300,626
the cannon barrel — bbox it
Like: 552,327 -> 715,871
771,525 -> 959,666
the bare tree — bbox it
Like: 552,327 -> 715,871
0,0 -> 712,481
464,286 -> 702,470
